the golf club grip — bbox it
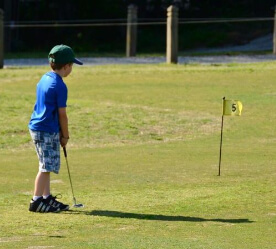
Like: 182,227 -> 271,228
63,147 -> 67,158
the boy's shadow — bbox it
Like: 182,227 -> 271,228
67,210 -> 254,223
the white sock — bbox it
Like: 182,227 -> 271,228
33,196 -> 42,201
43,195 -> 51,199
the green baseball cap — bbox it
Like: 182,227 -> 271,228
48,44 -> 83,65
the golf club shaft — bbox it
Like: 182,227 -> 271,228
63,147 -> 76,205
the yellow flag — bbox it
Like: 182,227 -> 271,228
223,99 -> 242,116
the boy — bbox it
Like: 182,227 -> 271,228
28,45 -> 83,213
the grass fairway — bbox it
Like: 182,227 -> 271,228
0,62 -> 276,248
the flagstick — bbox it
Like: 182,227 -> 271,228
218,96 -> 226,176
218,114 -> 224,176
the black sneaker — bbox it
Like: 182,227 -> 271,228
29,197 -> 61,213
44,194 -> 70,211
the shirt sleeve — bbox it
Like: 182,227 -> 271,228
56,81 -> 68,108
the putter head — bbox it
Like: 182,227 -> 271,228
73,203 -> 84,208
73,197 -> 84,208
72,197 -> 84,208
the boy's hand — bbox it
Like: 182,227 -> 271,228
58,107 -> 69,147
60,136 -> 69,147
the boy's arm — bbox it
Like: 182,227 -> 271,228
58,107 -> 69,147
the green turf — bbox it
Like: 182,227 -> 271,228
0,63 -> 276,248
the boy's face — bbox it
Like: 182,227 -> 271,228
63,63 -> 73,77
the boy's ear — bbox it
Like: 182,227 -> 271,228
63,64 -> 69,70
65,63 -> 73,69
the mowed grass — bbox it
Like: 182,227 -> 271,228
0,63 -> 276,248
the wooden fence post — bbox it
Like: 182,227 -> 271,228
273,6 -> 276,54
166,5 -> 178,64
0,9 -> 4,69
126,4 -> 137,57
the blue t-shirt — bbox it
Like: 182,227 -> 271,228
28,71 -> 68,133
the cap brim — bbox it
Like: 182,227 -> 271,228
73,58 -> 83,65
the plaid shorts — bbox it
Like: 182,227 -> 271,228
29,129 -> 60,174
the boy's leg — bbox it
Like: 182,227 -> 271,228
30,171 -> 60,213
34,172 -> 50,197
29,130 -> 66,212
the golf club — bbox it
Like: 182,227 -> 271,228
63,147 -> 84,208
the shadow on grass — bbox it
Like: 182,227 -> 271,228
67,210 -> 254,223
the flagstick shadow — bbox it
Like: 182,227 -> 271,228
67,210 -> 254,223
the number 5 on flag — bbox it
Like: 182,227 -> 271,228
223,99 -> 242,116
